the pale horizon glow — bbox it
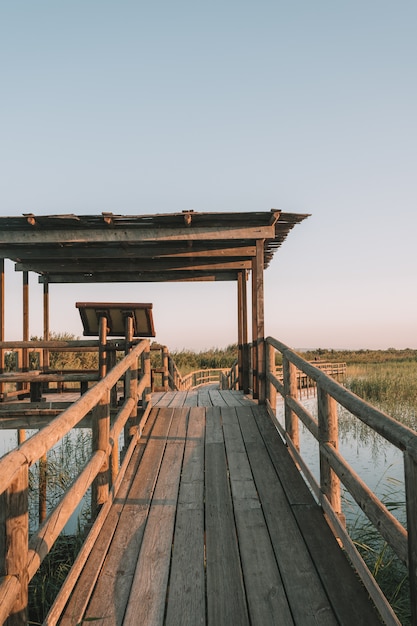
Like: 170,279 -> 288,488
1,2 -> 416,351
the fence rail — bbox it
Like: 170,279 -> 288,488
264,336 -> 417,625
0,338 -> 152,625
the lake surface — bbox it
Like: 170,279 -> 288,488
275,395 -> 406,527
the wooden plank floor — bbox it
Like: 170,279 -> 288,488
57,389 -> 381,625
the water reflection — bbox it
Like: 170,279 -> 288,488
276,396 -> 406,526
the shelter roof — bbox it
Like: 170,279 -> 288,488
0,210 -> 309,283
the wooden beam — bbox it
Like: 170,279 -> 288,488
237,271 -> 249,393
1,244 -> 257,261
0,224 -> 276,245
38,271 -> 240,283
251,241 -> 265,401
15,259 -> 252,273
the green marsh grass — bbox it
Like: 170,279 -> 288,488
28,430 -> 91,623
343,360 -> 417,625
21,349 -> 417,623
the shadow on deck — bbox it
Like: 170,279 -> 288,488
53,389 -> 380,625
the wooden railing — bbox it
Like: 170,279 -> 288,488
220,359 -> 239,391
148,343 -> 233,392
0,340 -> 105,401
177,368 -> 230,390
0,339 -> 152,625
264,336 -> 417,626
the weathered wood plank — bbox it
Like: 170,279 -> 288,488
218,389 -> 252,406
205,406 -> 249,625
221,407 -> 294,625
124,407 -> 188,625
208,389 -> 229,406
183,390 -> 198,406
58,409 -> 158,625
82,407 -> 174,624
0,223 -> 277,245
251,405 -> 381,624
152,392 -> 174,407
168,391 -> 187,407
197,387 -> 213,407
236,405 -> 337,624
165,407 -> 205,626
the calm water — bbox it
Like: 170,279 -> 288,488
0,428 -> 92,534
275,396 -> 406,526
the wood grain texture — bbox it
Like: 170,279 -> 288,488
205,406 -> 249,626
165,407 -> 205,626
123,407 -> 188,625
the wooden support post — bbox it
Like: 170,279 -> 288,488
162,346 -> 169,391
266,341 -> 277,414
92,315 -> 110,515
4,465 -> 29,625
251,240 -> 265,401
237,271 -> 243,390
404,452 -> 417,625
168,356 -> 174,390
283,357 -> 299,450
0,259 -> 4,397
124,314 -> 138,445
22,271 -> 29,375
317,385 -> 343,522
98,314 -> 108,380
42,282 -> 50,393
141,343 -> 151,419
92,391 -> 110,514
108,347 -> 117,406
39,454 -> 47,524
238,270 -> 249,393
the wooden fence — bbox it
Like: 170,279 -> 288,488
0,338 -> 236,624
148,343 -> 231,392
264,336 -> 417,626
0,339 -> 152,625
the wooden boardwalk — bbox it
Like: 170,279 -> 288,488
55,388 -> 380,625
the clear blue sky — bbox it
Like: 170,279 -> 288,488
1,1 -> 416,350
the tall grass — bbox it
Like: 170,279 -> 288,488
20,348 -> 417,623
346,361 -> 417,428
343,360 -> 417,625
28,430 -> 92,623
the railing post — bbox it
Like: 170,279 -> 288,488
124,314 -> 137,440
141,343 -> 151,417
0,258 -> 4,399
162,346 -> 169,391
283,356 -> 299,450
404,451 -> 417,625
317,385 -> 343,521
42,281 -> 50,394
266,341 -> 277,414
2,465 -> 29,625
39,454 -> 47,524
168,356 -> 174,390
92,315 -> 110,515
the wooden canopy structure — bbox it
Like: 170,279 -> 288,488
0,209 -> 309,398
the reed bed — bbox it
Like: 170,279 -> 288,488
344,360 -> 417,625
345,361 -> 417,428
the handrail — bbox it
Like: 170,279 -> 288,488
177,368 -> 230,390
265,336 -> 417,625
0,338 -> 151,624
149,344 -> 234,392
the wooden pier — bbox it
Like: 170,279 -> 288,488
1,210 -> 417,624
49,388 -> 380,626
